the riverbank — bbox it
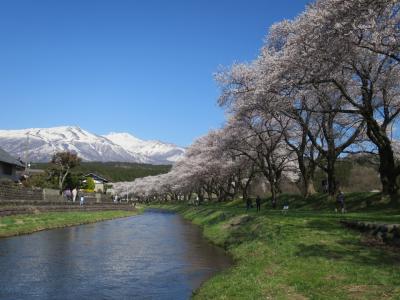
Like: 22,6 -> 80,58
151,199 -> 400,299
0,209 -> 141,238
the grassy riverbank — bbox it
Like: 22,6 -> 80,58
152,195 -> 400,299
0,210 -> 141,238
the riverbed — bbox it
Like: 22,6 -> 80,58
0,210 -> 232,299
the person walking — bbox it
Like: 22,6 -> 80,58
272,198 -> 277,209
66,189 -> 72,201
336,190 -> 345,213
246,198 -> 252,211
80,195 -> 85,206
322,179 -> 328,193
256,196 -> 261,212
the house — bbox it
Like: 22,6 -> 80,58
0,147 -> 25,182
84,173 -> 110,193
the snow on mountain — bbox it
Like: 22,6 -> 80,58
104,132 -> 186,164
0,126 -> 184,164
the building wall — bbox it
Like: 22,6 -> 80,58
0,162 -> 16,181
95,183 -> 104,193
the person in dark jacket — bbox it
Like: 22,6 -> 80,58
256,196 -> 261,212
246,198 -> 252,211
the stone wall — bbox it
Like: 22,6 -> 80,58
77,192 -> 113,204
0,203 -> 136,217
0,183 -> 115,203
43,188 -> 64,201
341,220 -> 400,247
0,182 -> 43,201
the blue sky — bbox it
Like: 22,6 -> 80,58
0,0 -> 310,146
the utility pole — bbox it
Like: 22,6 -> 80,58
24,132 -> 30,174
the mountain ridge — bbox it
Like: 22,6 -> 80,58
0,126 -> 185,165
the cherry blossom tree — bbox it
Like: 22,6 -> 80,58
277,0 -> 400,196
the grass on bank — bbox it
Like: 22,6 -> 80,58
152,193 -> 400,299
0,210 -> 140,238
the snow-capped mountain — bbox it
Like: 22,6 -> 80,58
0,126 -> 185,164
104,132 -> 186,164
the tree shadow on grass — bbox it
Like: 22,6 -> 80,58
224,226 -> 259,248
195,209 -> 235,225
188,207 -> 220,218
295,240 -> 400,267
306,219 -> 341,232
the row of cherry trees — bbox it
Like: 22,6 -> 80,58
116,0 -> 400,202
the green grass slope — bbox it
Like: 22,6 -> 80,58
153,194 -> 400,299
0,210 -> 140,238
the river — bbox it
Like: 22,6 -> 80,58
0,210 -> 232,299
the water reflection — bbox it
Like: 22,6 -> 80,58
0,210 -> 232,299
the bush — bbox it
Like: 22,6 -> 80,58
83,177 -> 95,191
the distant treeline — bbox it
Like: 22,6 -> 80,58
31,162 -> 172,182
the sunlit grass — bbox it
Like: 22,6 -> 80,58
151,194 -> 400,299
0,210 -> 139,238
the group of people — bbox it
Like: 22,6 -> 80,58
246,196 -> 262,212
244,190 -> 346,214
246,196 -> 276,211
63,188 -> 85,206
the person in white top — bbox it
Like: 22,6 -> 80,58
72,188 -> 77,202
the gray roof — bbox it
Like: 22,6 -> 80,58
0,147 -> 25,167
84,173 -> 109,183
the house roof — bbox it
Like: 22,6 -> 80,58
0,147 -> 24,168
84,173 -> 109,183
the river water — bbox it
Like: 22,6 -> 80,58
0,210 -> 232,299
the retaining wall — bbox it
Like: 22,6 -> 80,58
341,220 -> 400,247
0,183 -> 113,203
0,183 -> 43,201
43,188 -> 64,201
0,203 -> 136,217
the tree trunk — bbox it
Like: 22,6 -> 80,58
242,188 -> 248,202
326,159 -> 337,196
306,180 -> 316,196
270,182 -> 278,209
217,187 -> 225,202
58,170 -> 63,194
206,190 -> 213,202
299,176 -> 316,198
197,188 -> 204,205
298,162 -> 316,198
378,144 -> 399,197
241,177 -> 253,202
365,118 -> 400,197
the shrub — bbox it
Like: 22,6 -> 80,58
83,177 -> 95,191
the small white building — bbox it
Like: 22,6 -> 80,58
84,173 -> 110,193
